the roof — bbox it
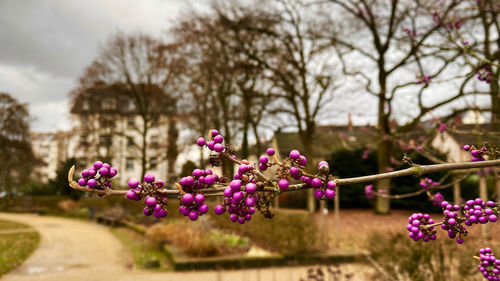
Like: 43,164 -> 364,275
70,83 -> 174,115
273,125 -> 377,159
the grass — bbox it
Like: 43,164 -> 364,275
0,220 -> 40,277
110,227 -> 170,270
0,220 -> 30,230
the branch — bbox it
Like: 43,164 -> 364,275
68,159 -> 500,197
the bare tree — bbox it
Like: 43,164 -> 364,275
76,33 -> 179,179
0,93 -> 39,195
325,0 -> 471,213
215,0 -> 339,212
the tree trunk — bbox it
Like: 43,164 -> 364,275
375,69 -> 391,214
479,170 -> 491,239
302,130 -> 316,213
141,120 -> 148,180
166,116 -> 179,185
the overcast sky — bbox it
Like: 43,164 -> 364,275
0,0 -> 205,132
0,0 -> 491,133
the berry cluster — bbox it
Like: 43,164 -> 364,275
78,161 -> 118,190
257,148 -> 275,171
403,27 -> 418,38
406,213 -> 437,242
215,179 -> 257,224
419,177 -> 439,190
464,143 -> 488,161
430,192 -> 444,206
440,201 -> 467,244
178,169 -> 220,221
478,248 -> 500,281
477,65 -> 493,84
197,129 -> 225,153
365,184 -> 375,200
416,74 -> 430,84
127,174 -> 168,218
464,198 -> 498,226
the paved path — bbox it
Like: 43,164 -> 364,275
0,213 -> 374,281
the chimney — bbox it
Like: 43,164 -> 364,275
348,113 -> 353,131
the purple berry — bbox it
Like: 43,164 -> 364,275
198,204 -> 209,214
230,180 -> 242,191
224,188 -> 233,197
204,175 -> 216,185
109,168 -> 118,177
259,156 -> 269,164
213,135 -> 224,143
233,191 -> 244,201
214,143 -> 224,152
266,148 -> 275,156
327,180 -> 336,189
289,150 -> 300,159
126,189 -> 137,200
207,141 -> 215,150
128,178 -> 140,189
188,210 -> 199,221
144,173 -> 155,183
194,194 -> 205,204
87,179 -> 97,188
311,178 -> 323,188
245,196 -> 255,207
78,178 -> 87,186
143,207 -> 153,216
93,161 -> 103,170
87,168 -> 96,177
314,189 -> 323,199
145,197 -> 156,207
81,170 -> 89,178
298,156 -> 307,166
98,167 -> 109,176
463,144 -> 470,151
182,193 -> 194,205
155,180 -> 165,188
197,137 -> 206,147
245,183 -> 257,194
214,205 -> 225,215
211,129 -> 219,136
230,214 -> 238,222
325,188 -> 335,199
318,161 -> 329,168
278,179 -> 289,190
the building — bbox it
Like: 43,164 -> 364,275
30,131 -> 70,182
30,83 -> 203,187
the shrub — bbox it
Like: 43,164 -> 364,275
147,219 -> 250,257
211,208 -> 321,255
367,231 -> 486,281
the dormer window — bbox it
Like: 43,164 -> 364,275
102,98 -> 116,110
82,100 -> 90,110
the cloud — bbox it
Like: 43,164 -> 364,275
0,0 -> 204,131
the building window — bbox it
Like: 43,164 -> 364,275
150,135 -> 159,146
126,158 -> 134,170
150,157 -> 157,169
127,137 -> 134,147
99,135 -> 112,146
127,116 -> 135,127
101,117 -> 114,127
102,98 -> 116,110
128,99 -> 136,111
80,135 -> 87,144
81,117 -> 88,127
83,100 -> 90,110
